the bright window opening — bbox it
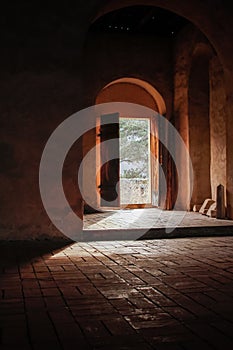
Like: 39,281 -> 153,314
120,117 -> 151,205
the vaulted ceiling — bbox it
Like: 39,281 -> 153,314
90,6 -> 189,37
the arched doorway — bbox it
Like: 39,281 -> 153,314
97,78 -> 166,115
84,0 -> 231,216
97,78 -> 166,209
82,77 -> 166,213
83,4 -> 212,214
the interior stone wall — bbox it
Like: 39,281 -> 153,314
225,71 -> 233,219
0,69 -> 84,240
82,32 -> 173,117
0,2 -> 90,239
173,25 -> 227,210
188,54 -> 211,207
173,25 -> 195,210
209,55 -> 227,204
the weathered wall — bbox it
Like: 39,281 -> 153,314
174,26 -> 227,210
225,71 -> 233,219
173,25 -> 195,210
0,69 -> 84,240
188,53 -> 211,207
0,2 -> 90,239
82,32 -> 173,117
209,55 -> 227,203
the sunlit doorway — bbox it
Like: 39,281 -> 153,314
93,75 -> 167,213
120,117 -> 151,206
96,113 -> 155,209
83,77 -> 167,230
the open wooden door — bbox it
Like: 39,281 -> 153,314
150,116 -> 159,207
97,113 -> 120,208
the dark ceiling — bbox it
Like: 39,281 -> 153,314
90,6 -> 189,37
0,3 -> 189,48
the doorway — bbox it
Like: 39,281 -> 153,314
82,78 -> 167,228
120,117 -> 151,206
97,113 -> 155,210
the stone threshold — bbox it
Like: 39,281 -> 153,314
83,225 -> 233,241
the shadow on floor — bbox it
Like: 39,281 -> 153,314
0,240 -> 73,269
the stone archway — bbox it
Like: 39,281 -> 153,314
82,77 -> 167,212
92,0 -> 232,73
97,78 -> 166,115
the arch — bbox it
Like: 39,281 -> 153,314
93,0 -> 200,25
94,77 -> 168,209
91,0 -> 230,73
96,77 -> 166,115
86,3 -> 232,215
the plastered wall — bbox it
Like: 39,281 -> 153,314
209,56 -> 227,203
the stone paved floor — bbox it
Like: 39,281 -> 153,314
84,209 -> 233,230
1,237 -> 233,349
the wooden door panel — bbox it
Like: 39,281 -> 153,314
99,113 -> 120,207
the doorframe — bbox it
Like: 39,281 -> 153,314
119,115 -> 152,209
96,114 -> 159,210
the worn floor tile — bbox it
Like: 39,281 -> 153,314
0,237 -> 233,349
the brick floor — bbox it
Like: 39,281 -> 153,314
1,237 -> 233,349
